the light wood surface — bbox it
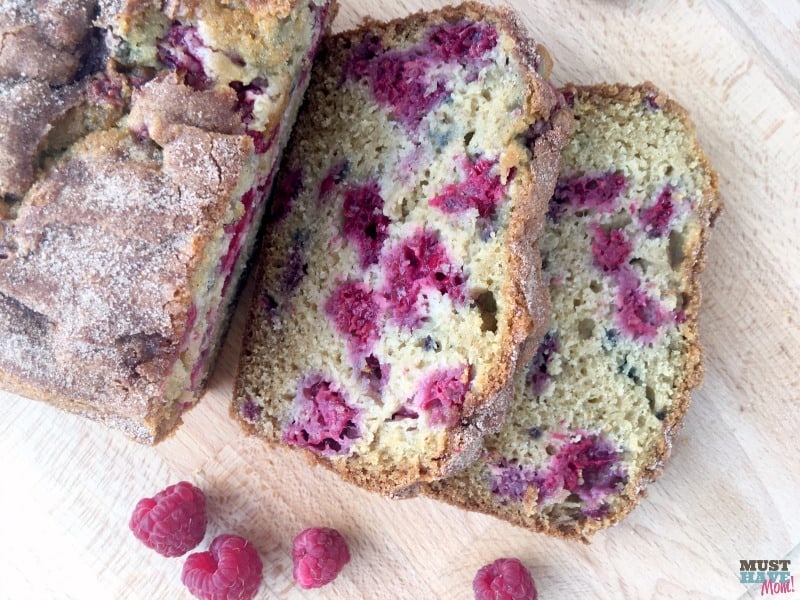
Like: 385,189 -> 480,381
2,1 -> 799,598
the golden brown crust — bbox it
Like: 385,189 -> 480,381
0,128 -> 252,442
0,80 -> 85,200
0,0 -> 96,84
128,72 -> 243,138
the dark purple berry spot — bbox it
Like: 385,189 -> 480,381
380,229 -> 467,328
522,119 -> 554,151
281,236 -> 307,295
429,157 -> 507,220
157,24 -> 211,90
268,167 -> 303,223
230,79 -> 272,153
324,281 -> 380,356
488,460 -> 539,502
590,223 -> 631,272
241,396 -> 263,422
390,406 -> 419,421
247,125 -> 277,155
231,79 -> 268,124
644,88 -> 663,111
261,293 -> 279,320
422,335 -> 441,352
639,186 -> 674,238
550,172 -> 627,221
583,503 -> 612,521
343,182 -> 390,269
319,161 -> 350,199
361,353 -> 389,394
364,354 -> 382,380
284,378 -> 360,455
526,332 -> 559,395
416,365 -> 471,428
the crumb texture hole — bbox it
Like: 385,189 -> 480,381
475,289 -> 498,333
668,229 -> 685,269
578,318 -> 595,339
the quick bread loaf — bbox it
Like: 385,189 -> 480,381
233,2 -> 572,494
0,0 -> 335,442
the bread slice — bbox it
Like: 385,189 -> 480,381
425,83 -> 721,538
0,0 -> 335,442
233,2 -> 572,495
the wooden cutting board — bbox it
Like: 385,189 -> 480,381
2,1 -> 798,598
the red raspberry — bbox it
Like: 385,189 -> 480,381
129,481 -> 207,557
292,527 -> 350,589
473,558 -> 537,600
182,534 -> 263,600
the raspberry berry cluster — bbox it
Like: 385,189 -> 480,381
129,481 -> 350,599
130,481 -> 538,598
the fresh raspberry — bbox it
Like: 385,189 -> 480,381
526,332 -> 559,395
473,558 -> 537,600
292,527 -> 350,589
182,534 -> 263,600
129,481 -> 207,557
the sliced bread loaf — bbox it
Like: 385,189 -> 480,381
425,83 -> 721,538
233,2 -> 571,494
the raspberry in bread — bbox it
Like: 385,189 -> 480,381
0,0 -> 335,442
233,3 -> 572,494
425,83 -> 721,538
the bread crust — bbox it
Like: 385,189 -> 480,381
424,82 -> 722,539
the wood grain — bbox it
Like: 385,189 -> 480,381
1,0 -> 799,598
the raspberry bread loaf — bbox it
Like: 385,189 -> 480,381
233,3 -> 572,494
0,0 -> 334,442
426,83 -> 721,538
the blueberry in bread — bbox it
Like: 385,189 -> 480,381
425,83 -> 721,538
0,0 -> 335,442
233,2 -> 572,494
